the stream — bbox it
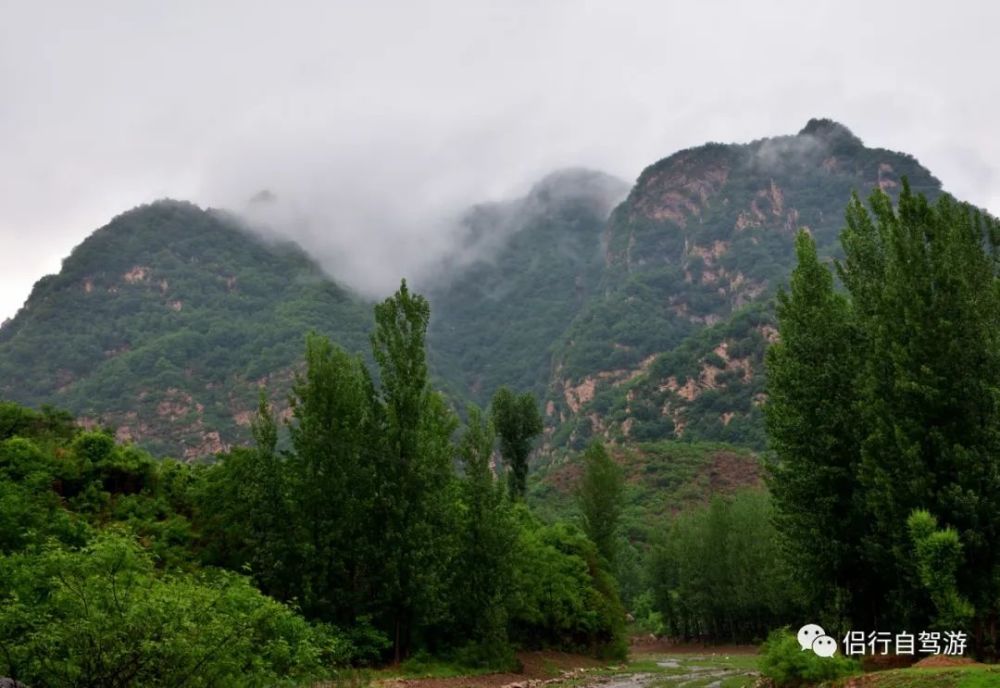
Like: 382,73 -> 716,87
589,658 -> 759,688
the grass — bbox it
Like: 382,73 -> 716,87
372,654 -> 507,680
830,664 -> 1000,687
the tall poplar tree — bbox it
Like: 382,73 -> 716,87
766,182 -> 1000,650
371,280 -> 459,662
576,440 -> 624,567
841,184 -> 1000,632
286,334 -> 379,624
454,405 -> 515,665
491,387 -> 543,499
764,231 -> 867,627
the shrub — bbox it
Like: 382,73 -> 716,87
0,532 -> 347,686
759,629 -> 859,687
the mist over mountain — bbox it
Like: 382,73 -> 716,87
0,201 -> 372,458
424,169 -> 628,404
0,120 -> 955,458
545,119 -> 942,450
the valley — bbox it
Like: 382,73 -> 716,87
2,119 -> 997,687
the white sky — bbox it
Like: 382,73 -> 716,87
2,0 -> 999,319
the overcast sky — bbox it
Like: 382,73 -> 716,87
2,0 -> 999,320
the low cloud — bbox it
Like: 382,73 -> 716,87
2,1 -> 1000,318
750,134 -> 827,174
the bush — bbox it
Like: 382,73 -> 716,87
759,629 -> 859,687
0,532 -> 347,686
508,513 -> 627,660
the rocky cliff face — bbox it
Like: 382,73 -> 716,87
0,120 -> 950,458
545,119 -> 942,450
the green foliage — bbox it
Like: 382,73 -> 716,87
766,184 -> 1000,652
370,280 -> 461,660
0,532 -> 344,687
907,510 -> 974,629
646,490 -> 797,642
286,335 -> 381,624
508,511 -> 627,660
452,406 -> 516,667
576,441 -> 624,566
491,387 -> 543,499
0,273 -> 635,677
189,282 -> 625,664
758,629 -> 860,687
764,231 -> 864,625
0,400 -> 349,683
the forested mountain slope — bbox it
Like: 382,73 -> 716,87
425,169 -> 628,404
0,200 -> 371,458
0,120 -> 947,458
544,119 -> 942,450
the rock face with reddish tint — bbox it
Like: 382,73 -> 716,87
542,119 -> 942,450
0,200 -> 371,459
0,121 -> 949,458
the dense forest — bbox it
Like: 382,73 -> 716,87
0,282 -> 631,686
4,132 -> 1000,685
0,121 -> 947,460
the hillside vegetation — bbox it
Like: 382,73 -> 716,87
0,283 -> 630,684
0,200 -> 372,458
3,169 -> 1000,683
0,120 -> 947,459
545,119 -> 942,450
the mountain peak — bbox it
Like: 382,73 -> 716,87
0,201 -> 371,458
798,118 -> 864,148
522,168 -> 629,218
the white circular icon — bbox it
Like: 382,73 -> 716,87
797,623 -> 826,651
812,634 -> 837,657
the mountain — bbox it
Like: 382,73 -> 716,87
0,119 -> 949,459
0,200 -> 371,458
425,168 -> 628,404
543,119 -> 942,450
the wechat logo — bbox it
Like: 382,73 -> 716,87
798,623 -> 838,658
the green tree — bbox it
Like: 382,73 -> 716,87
766,183 -> 1000,649
371,280 -> 460,662
575,441 -> 624,567
490,387 -> 543,499
842,185 -> 1000,634
763,230 -> 866,626
508,514 -> 627,659
907,509 -> 974,629
453,405 -> 515,666
286,334 -> 380,625
0,532 -> 345,687
647,491 -> 795,642
192,395 -> 294,601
